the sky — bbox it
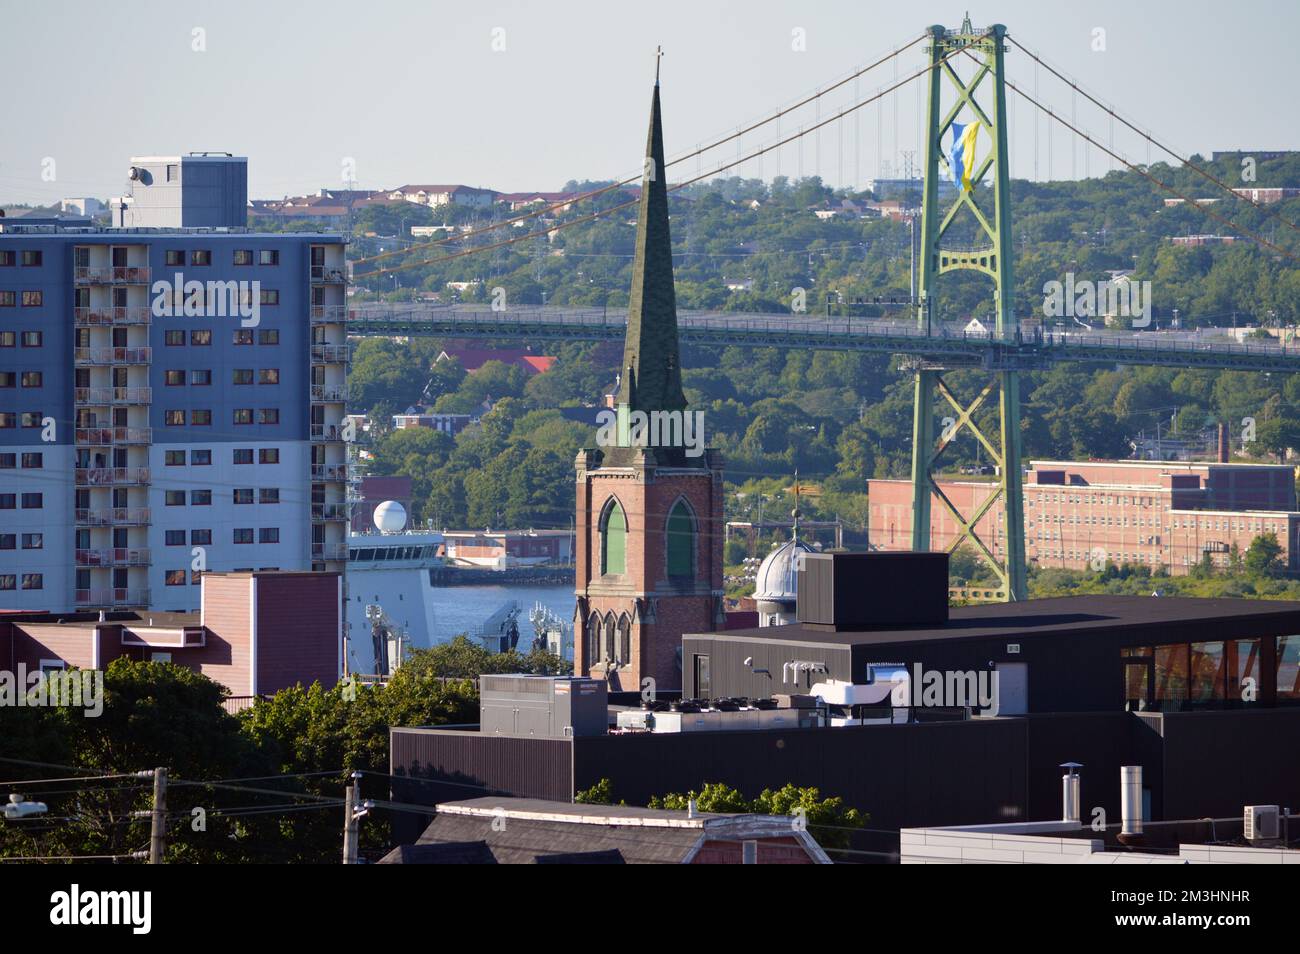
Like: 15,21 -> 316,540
2,0 -> 1296,205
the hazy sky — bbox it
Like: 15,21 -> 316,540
2,0 -> 1295,204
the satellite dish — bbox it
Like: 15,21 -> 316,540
373,500 -> 407,533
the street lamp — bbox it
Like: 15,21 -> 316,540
3,793 -> 48,819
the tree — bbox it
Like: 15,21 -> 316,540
648,781 -> 866,850
1244,533 -> 1284,577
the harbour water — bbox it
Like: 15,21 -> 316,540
428,582 -> 576,646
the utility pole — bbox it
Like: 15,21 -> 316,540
342,770 -> 371,864
149,767 -> 167,864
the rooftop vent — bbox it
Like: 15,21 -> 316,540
796,552 -> 948,630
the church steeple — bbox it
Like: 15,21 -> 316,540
616,68 -> 686,415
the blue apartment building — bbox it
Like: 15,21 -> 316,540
0,154 -> 349,612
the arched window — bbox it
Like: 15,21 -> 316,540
600,498 -> 627,576
603,614 -> 617,664
666,499 -> 695,578
586,613 -> 602,664
617,613 -> 631,665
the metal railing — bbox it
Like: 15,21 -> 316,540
76,547 -> 151,567
74,386 -> 152,406
310,384 -> 348,403
75,507 -> 151,527
74,588 -> 151,608
311,542 -> 349,561
74,466 -> 150,486
73,306 -> 151,326
74,346 -> 152,365
75,425 -> 152,445
73,265 -> 151,284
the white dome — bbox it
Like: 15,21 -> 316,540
373,500 -> 408,533
753,537 -> 813,604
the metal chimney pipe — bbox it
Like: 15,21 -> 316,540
1061,762 -> 1083,824
1120,765 -> 1144,841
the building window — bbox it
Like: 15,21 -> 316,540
191,250 -> 211,266
21,291 -> 42,307
234,249 -> 253,266
191,369 -> 212,386
600,499 -> 627,576
165,570 -> 187,586
191,410 -> 211,425
586,613 -> 602,663
20,371 -> 41,387
259,289 -> 279,306
164,410 -> 185,426
20,453 -> 41,468
21,533 -> 42,550
258,408 -> 279,425
1279,636 -> 1300,702
165,450 -> 185,466
0,576 -> 13,590
21,331 -> 41,347
233,448 -> 253,464
259,329 -> 279,345
191,529 -> 211,546
20,251 -> 41,266
190,330 -> 212,346
0,251 -> 12,266
233,369 -> 254,385
0,535 -> 11,549
165,491 -> 186,506
0,495 -> 13,508
617,613 -> 631,665
259,488 -> 279,504
19,412 -> 41,428
0,373 -> 12,388
165,250 -> 185,266
666,499 -> 696,578
165,330 -> 184,346
0,454 -> 12,467
191,449 -> 211,465
192,490 -> 212,505
20,493 -> 41,509
258,368 -> 279,385
233,528 -> 254,544
166,164 -> 179,182
258,448 -> 279,464
21,574 -> 42,590
164,370 -> 185,386
259,527 -> 279,544
233,409 -> 252,425
0,413 -> 13,428
165,530 -> 186,546
233,329 -> 253,345
258,250 -> 279,266
0,331 -> 13,346
234,489 -> 254,504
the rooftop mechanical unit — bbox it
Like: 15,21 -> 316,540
1244,804 -> 1281,843
479,675 -> 607,738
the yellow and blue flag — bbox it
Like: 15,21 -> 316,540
949,121 -> 980,192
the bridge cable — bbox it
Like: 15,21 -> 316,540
350,33 -> 927,268
360,41 -> 969,280
1006,35 -> 1300,237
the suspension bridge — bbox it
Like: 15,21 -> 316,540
344,17 -> 1300,603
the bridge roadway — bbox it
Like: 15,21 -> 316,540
343,304 -> 1300,373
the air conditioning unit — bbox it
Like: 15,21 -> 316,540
1244,804 -> 1280,842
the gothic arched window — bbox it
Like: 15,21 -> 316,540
666,499 -> 696,578
600,498 -> 627,576
617,613 -> 631,665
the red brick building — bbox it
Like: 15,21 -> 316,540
573,80 -> 724,693
869,460 -> 1300,575
0,571 -> 342,699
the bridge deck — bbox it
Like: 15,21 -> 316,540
344,306 -> 1300,373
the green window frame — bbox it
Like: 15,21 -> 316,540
601,499 -> 626,576
666,499 -> 695,578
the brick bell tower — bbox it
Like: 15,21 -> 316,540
574,68 -> 725,694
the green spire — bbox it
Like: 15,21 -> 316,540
616,78 -> 687,415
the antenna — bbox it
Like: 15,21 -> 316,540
655,45 -> 663,85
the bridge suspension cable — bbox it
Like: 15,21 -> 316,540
350,33 -> 928,269
357,40 -> 961,280
979,51 -> 1300,266
1006,34 -> 1300,238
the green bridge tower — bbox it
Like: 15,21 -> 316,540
910,18 -> 1026,600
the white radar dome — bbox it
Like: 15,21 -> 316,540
373,500 -> 408,533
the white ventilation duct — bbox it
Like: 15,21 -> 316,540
1120,765 -> 1143,837
1061,762 -> 1082,824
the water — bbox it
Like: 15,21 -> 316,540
429,582 -> 575,646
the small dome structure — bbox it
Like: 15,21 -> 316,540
753,537 -> 812,626
373,500 -> 408,533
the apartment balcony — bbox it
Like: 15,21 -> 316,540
74,387 -> 152,406
76,547 -> 151,568
310,344 -> 350,363
310,383 -> 349,403
75,466 -> 150,487
311,542 -> 349,561
73,306 -> 151,326
75,426 -> 153,446
309,265 -> 348,284
75,588 -> 151,609
310,304 -> 348,324
75,507 -> 151,527
311,502 -> 350,521
73,265 -> 151,285
74,346 -> 152,366
309,424 -> 346,443
310,462 -> 348,480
